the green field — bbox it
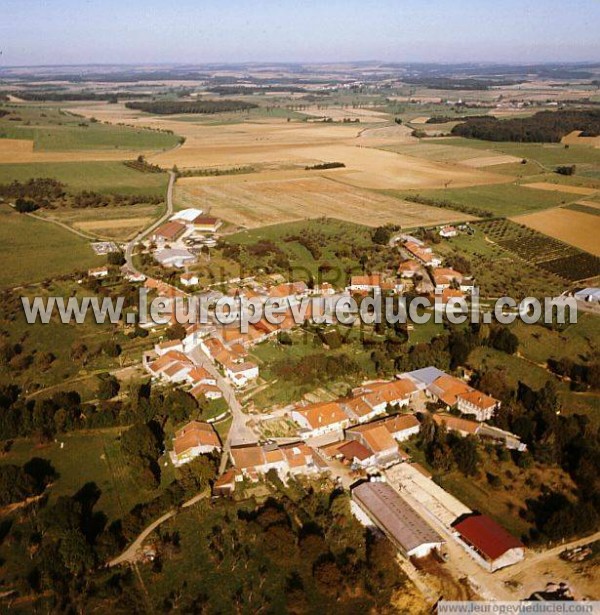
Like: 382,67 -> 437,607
0,104 -> 180,151
0,204 -> 102,287
0,430 -> 159,520
0,161 -> 168,196
429,137 -> 600,167
393,182 -> 580,217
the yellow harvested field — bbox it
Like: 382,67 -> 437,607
286,144 -> 512,190
301,105 -> 390,122
460,154 -> 522,167
0,139 -> 33,162
357,124 -> 417,144
522,182 -> 599,196
561,130 -> 600,147
68,102 -> 513,193
176,172 -> 476,229
409,117 -> 430,124
0,137 -> 146,163
513,208 -> 600,255
577,200 -> 600,209
74,217 -> 154,239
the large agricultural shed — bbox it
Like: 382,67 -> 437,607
385,463 -> 472,527
351,481 -> 445,559
453,514 -> 525,572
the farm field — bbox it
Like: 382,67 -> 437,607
0,102 -> 180,163
0,430 -> 159,520
428,137 -> 600,167
477,218 -> 600,280
0,160 -> 168,196
0,204 -> 102,287
513,207 -> 600,256
522,182 -> 599,196
392,182 -> 577,217
69,102 -> 514,191
37,202 -> 164,240
176,171 -> 476,229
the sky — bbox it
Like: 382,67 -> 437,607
2,0 -> 600,66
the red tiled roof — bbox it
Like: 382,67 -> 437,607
453,514 -> 523,561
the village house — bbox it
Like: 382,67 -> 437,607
145,350 -> 194,383
347,274 -> 382,293
154,339 -> 185,356
398,260 -> 421,278
229,441 -> 326,481
88,265 -> 109,278
432,268 -> 464,290
190,382 -> 223,400
426,373 -> 499,421
439,225 -> 458,238
346,422 -> 400,466
224,359 -> 259,388
291,401 -> 351,438
377,413 -> 421,441
404,241 -> 443,268
170,421 -> 222,467
120,264 -> 146,282
456,390 -> 499,422
433,413 -> 481,437
336,440 -> 378,468
180,272 -> 199,286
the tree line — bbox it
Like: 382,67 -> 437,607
125,99 -> 259,115
452,109 -> 600,143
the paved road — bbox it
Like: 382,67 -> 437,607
124,170 -> 176,277
108,488 -> 210,567
187,346 -> 256,474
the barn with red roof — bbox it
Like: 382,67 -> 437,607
452,514 -> 524,571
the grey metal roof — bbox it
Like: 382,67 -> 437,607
405,366 -> 446,387
352,482 -> 444,555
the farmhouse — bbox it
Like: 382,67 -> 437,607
121,264 -> 146,282
155,339 -> 185,355
224,359 -> 259,388
346,423 -> 400,465
427,374 -> 474,407
229,442 -> 326,480
180,272 -> 199,286
433,414 -> 481,437
360,379 -> 419,414
146,351 -> 193,383
88,265 -> 109,278
404,242 -> 442,268
457,390 -> 499,422
151,220 -> 186,243
398,260 -> 421,278
191,215 -> 223,234
291,401 -> 351,438
337,440 -> 378,468
190,382 -> 223,400
432,268 -> 464,290
347,274 -> 382,292
378,413 -> 421,441
351,481 -> 445,559
439,225 -> 458,238
453,514 -> 525,572
170,421 -> 222,467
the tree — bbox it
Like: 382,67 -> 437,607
97,374 -> 120,400
107,251 -> 125,266
450,434 -> 480,476
166,323 -> 186,341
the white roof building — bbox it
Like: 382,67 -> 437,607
171,208 -> 204,223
